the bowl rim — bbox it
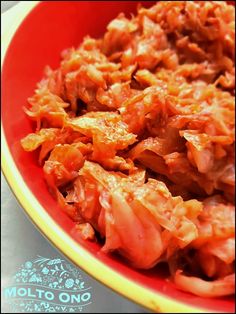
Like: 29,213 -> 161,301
0,2 -> 223,313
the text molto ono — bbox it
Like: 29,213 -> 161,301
4,286 -> 92,304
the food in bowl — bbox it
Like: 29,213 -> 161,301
21,1 -> 235,298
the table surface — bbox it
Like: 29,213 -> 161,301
1,2 -> 148,313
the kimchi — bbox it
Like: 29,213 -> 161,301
21,1 -> 235,297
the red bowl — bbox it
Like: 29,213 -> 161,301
2,2 -> 235,313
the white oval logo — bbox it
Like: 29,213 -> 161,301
3,256 -> 92,312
